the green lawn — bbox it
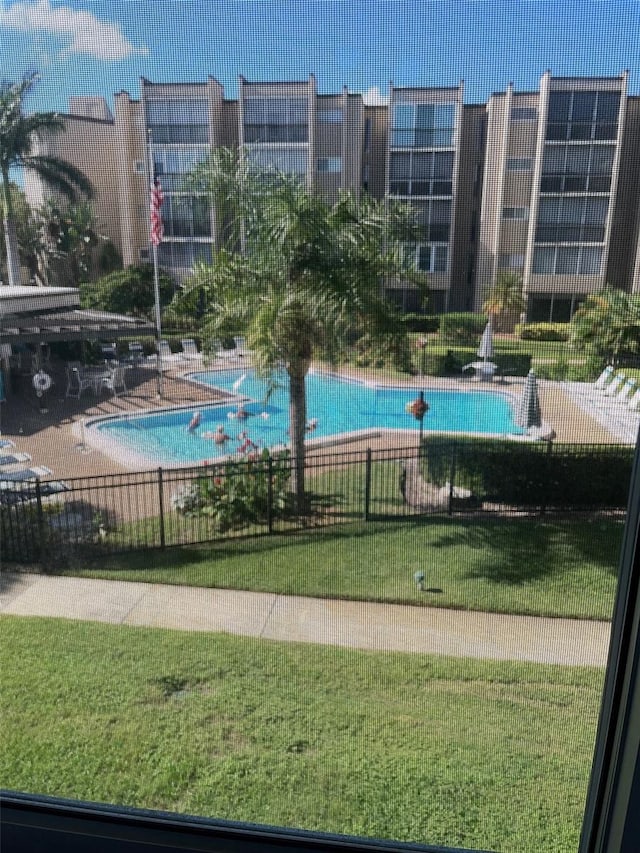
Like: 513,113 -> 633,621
0,615 -> 604,853
64,516 -> 622,620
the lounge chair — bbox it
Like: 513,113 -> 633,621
594,364 -> 615,390
0,465 -> 54,486
156,340 -> 183,369
181,338 -> 202,360
613,377 -> 637,403
0,468 -> 69,504
0,452 -> 32,468
628,389 -> 640,412
604,373 -> 627,397
213,339 -> 242,361
0,439 -> 15,449
233,336 -> 249,357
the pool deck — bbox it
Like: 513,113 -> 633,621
0,359 -> 630,481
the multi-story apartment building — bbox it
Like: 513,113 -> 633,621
476,72 -> 629,321
23,96 -> 123,259
384,84 -> 464,313
23,71 -> 640,320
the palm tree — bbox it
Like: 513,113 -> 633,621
482,271 -> 525,331
0,72 -> 92,287
172,150 -> 417,506
570,286 -> 640,366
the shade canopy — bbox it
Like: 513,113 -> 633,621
515,369 -> 542,430
477,318 -> 494,361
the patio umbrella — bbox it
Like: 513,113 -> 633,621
477,317 -> 494,363
515,369 -> 542,429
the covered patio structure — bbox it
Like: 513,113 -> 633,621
0,285 -> 155,394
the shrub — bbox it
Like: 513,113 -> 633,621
420,437 -> 633,510
171,450 -> 293,532
516,322 -> 571,341
439,313 -> 487,345
399,314 -> 440,334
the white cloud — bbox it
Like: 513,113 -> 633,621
360,86 -> 389,106
0,0 -> 149,60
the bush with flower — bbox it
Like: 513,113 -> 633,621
171,449 -> 293,532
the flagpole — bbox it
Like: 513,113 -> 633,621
147,129 -> 163,398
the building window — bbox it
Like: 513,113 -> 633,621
146,98 -> 209,144
409,199 -> 452,242
506,157 -> 532,171
246,146 -> 308,175
498,253 -> 525,269
243,97 -> 309,143
160,195 -> 211,239
389,150 -> 454,196
536,195 -> 608,243
318,108 -> 343,123
532,244 -> 603,275
545,90 -> 620,142
541,143 -> 615,194
317,157 -> 342,173
503,206 -> 529,220
404,243 -> 448,273
510,107 -> 538,121
158,240 -> 213,269
391,101 -> 457,148
151,146 -> 209,191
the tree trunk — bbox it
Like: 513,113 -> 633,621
288,359 -> 310,510
1,171 -> 23,286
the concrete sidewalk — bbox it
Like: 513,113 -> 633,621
0,572 -> 610,666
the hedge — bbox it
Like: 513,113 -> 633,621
419,348 -> 531,377
399,314 -> 441,334
439,313 -> 488,345
421,437 -> 633,510
516,322 -> 571,341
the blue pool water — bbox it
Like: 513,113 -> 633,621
95,369 -> 524,465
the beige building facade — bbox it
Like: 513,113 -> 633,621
23,72 -> 640,318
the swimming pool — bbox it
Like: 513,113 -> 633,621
92,369 -> 524,467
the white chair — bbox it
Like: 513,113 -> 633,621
0,439 -> 16,449
128,341 -> 145,364
594,365 -> 615,390
0,465 -> 53,484
233,336 -> 249,357
65,364 -> 97,398
181,338 -> 202,360
604,373 -> 626,397
99,342 -> 118,363
99,365 -> 127,397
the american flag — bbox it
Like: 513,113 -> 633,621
150,177 -> 164,247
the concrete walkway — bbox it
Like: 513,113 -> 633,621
0,572 -> 610,666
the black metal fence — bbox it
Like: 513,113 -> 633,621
1,441 -> 633,567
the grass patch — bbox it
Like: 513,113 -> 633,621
0,616 -> 604,852
62,516 -> 622,620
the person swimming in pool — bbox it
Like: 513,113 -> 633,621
306,418 -> 319,432
213,424 -> 230,444
236,403 -> 250,420
187,411 -> 201,432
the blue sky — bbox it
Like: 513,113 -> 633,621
2,0 -> 640,112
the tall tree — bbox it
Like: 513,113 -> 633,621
0,71 -> 92,287
482,271 -> 525,331
172,149 -> 419,505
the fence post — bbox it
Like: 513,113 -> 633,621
267,455 -> 274,534
158,467 -> 166,549
363,448 -> 372,521
35,478 -> 44,565
448,444 -> 456,516
540,440 -> 554,517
